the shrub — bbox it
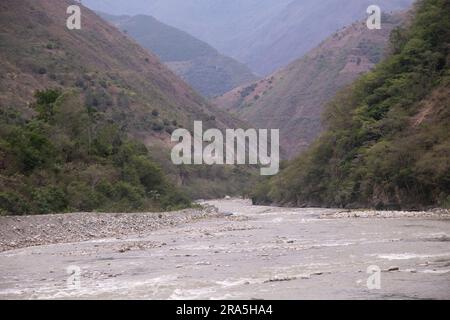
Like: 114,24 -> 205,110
32,186 -> 68,214
0,192 -> 31,215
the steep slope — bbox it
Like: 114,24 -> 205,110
235,0 -> 414,75
84,0 -> 414,75
0,0 -> 239,131
0,0 -> 256,214
252,0 -> 450,210
214,13 -> 406,158
99,12 -> 257,98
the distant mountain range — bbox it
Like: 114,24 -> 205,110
98,12 -> 257,98
84,0 -> 414,75
214,13 -> 407,158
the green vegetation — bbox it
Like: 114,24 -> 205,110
240,84 -> 258,99
0,89 -> 190,215
253,0 -> 450,210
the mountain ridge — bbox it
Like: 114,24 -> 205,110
83,0 -> 414,75
214,12 -> 407,158
98,12 -> 257,98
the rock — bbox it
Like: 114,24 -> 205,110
405,269 -> 417,273
264,276 -> 297,283
118,247 -> 131,253
387,266 -> 400,272
225,196 -> 231,200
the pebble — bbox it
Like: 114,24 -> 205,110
404,269 -> 417,273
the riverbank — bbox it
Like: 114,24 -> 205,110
1,199 -> 449,299
0,205 -> 221,252
2,199 -> 448,253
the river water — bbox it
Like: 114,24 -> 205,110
0,199 -> 449,299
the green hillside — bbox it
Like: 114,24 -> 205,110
0,90 -> 189,215
252,0 -> 450,210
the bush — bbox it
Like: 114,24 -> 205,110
67,182 -> 103,212
32,187 -> 68,214
151,121 -> 164,132
0,192 -> 31,215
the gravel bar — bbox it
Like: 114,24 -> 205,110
0,205 -> 221,252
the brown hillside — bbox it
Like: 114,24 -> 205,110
0,0 -> 241,141
214,13 -> 407,159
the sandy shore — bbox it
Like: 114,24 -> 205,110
0,205 -> 221,252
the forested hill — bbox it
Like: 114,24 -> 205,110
252,0 -> 450,210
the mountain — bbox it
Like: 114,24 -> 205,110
252,0 -> 450,210
98,12 -> 257,98
231,0 -> 415,75
0,0 -> 254,214
83,0 -> 414,75
214,13 -> 406,159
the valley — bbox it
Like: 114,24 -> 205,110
0,0 -> 449,302
98,12 -> 257,98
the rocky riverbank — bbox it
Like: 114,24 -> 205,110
0,205 -> 220,252
319,208 -> 450,219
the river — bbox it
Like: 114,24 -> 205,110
0,199 -> 449,299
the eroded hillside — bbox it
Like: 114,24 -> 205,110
214,13 -> 406,158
